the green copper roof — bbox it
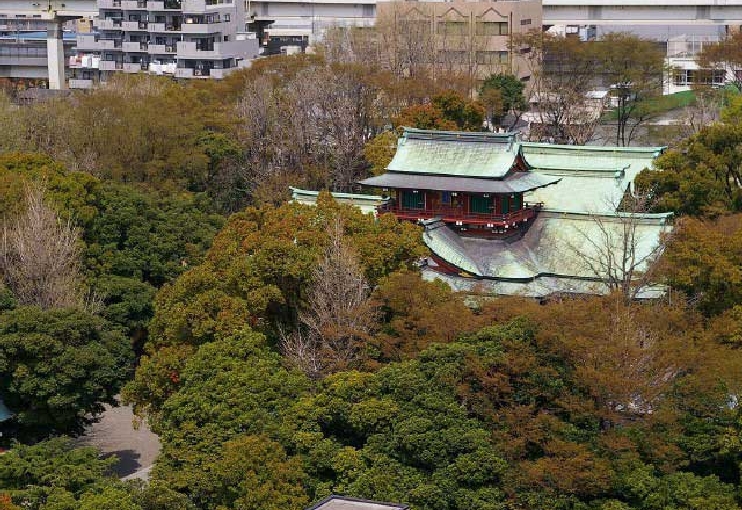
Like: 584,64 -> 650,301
388,128 -> 520,179
424,213 -> 670,282
289,187 -> 388,216
359,172 -> 560,194
289,187 -> 386,202
521,143 -> 666,215
423,269 -> 667,299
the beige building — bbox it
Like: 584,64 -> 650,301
374,0 -> 542,84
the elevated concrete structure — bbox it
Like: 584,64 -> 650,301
542,0 -> 742,25
46,20 -> 64,89
6,0 -> 742,87
0,0 -> 96,18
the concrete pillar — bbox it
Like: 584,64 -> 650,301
47,20 -> 66,90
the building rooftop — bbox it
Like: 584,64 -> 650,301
521,142 -> 666,215
361,171 -> 559,194
289,187 -> 388,216
306,496 -> 409,510
387,127 -> 519,179
424,212 -> 671,281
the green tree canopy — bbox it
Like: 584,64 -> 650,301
0,307 -> 132,440
479,74 -> 528,128
124,331 -> 310,509
396,91 -> 485,132
148,195 -> 426,348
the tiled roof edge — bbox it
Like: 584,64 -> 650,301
305,495 -> 410,510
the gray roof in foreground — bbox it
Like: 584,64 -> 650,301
307,496 -> 409,510
359,172 -> 560,194
422,268 -> 667,300
423,212 -> 671,282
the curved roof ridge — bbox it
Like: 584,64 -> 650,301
521,142 -> 666,155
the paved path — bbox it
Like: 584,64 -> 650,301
75,401 -> 161,480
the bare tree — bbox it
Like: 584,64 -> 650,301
565,194 -> 670,300
513,30 -> 600,144
281,221 -> 377,378
676,85 -> 723,137
597,33 -> 666,147
697,30 -> 742,92
1,185 -> 87,309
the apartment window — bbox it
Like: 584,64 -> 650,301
439,50 -> 468,64
441,21 -> 467,37
476,51 -> 508,65
224,13 -> 230,22
402,19 -> 431,34
520,18 -> 531,25
362,4 -> 374,17
673,68 -> 725,86
476,21 -> 508,36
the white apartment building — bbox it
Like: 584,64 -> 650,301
664,34 -> 733,95
71,0 -> 259,87
246,0 -> 374,53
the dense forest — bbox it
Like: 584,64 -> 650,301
1,50 -> 742,510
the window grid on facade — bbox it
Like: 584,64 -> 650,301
476,50 -> 508,65
475,21 -> 508,36
673,68 -> 725,86
439,50 -> 468,64
440,20 -> 468,37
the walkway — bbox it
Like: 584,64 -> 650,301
74,401 -> 161,480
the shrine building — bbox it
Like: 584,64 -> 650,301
293,127 -> 673,298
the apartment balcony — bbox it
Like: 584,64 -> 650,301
122,20 -> 149,31
98,0 -> 122,8
98,38 -> 122,50
148,22 -> 181,32
177,40 -> 253,59
123,62 -> 146,73
174,66 -> 236,78
97,18 -> 122,30
181,22 -> 224,33
122,41 -> 148,51
176,40 -> 213,57
182,0 -> 232,12
69,79 -> 94,89
148,0 -> 182,9
99,60 -> 123,70
210,67 -> 237,78
148,44 -> 176,54
76,35 -> 100,50
121,0 -> 148,9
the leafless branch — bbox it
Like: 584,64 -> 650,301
1,184 -> 87,310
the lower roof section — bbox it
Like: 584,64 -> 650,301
422,212 -> 671,293
306,496 -> 409,510
423,268 -> 667,300
359,172 -> 560,194
290,187 -> 387,216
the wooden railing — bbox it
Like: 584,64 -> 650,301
378,202 -> 542,226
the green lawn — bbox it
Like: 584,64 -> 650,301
601,90 -> 696,121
